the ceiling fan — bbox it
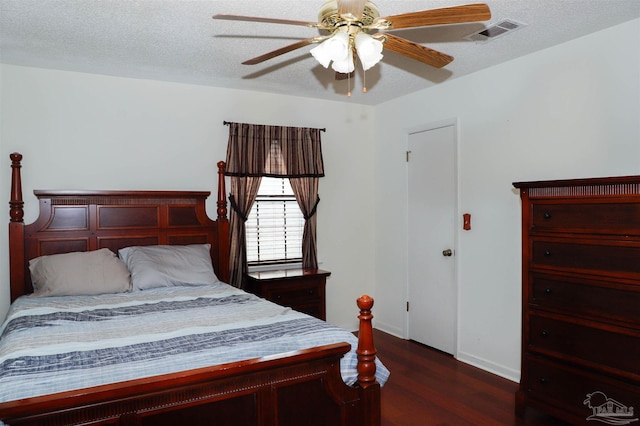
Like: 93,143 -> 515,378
213,0 -> 491,93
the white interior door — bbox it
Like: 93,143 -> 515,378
407,123 -> 457,355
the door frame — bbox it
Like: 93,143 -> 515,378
405,117 -> 461,358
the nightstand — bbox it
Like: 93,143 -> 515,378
245,268 -> 331,320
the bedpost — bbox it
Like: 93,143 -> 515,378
356,294 -> 381,426
216,161 -> 230,283
9,153 -> 23,223
216,161 -> 227,220
9,153 -> 26,302
356,295 -> 377,387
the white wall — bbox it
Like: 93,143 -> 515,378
373,19 -> 640,381
0,66 -> 377,329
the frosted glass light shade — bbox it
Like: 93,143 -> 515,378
331,52 -> 355,74
310,41 -> 333,68
355,33 -> 383,70
310,31 -> 355,73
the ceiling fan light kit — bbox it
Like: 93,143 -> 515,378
310,27 -> 383,73
213,1 -> 491,96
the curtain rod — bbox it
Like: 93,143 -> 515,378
223,121 -> 326,132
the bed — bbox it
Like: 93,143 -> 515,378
0,152 -> 387,426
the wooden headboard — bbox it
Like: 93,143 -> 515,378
8,153 -> 230,302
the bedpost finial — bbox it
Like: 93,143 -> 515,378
357,294 -> 374,311
10,152 -> 24,223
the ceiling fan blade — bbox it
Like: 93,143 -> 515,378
242,37 -> 327,65
375,33 -> 453,68
372,3 -> 491,30
213,14 -> 323,29
337,0 -> 366,20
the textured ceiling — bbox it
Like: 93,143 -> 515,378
1,0 -> 639,105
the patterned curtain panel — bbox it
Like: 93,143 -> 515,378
225,122 -> 324,177
225,122 -> 324,288
289,177 -> 320,269
228,176 -> 263,289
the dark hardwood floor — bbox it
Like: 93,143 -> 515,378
374,329 -> 572,426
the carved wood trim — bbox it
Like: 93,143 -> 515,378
514,175 -> 640,198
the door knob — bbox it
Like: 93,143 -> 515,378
442,249 -> 453,257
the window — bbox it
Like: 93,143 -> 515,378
246,177 -> 304,265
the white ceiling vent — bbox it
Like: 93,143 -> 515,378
465,19 -> 527,43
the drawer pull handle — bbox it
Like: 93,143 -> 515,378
276,295 -> 282,300
539,377 -> 548,384
545,288 -> 553,294
544,251 -> 552,256
308,290 -> 315,295
543,212 -> 552,220
541,330 -> 549,337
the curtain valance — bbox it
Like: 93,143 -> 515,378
225,122 -> 325,178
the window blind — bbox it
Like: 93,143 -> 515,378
246,177 -> 304,264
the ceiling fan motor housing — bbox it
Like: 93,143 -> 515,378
318,0 -> 380,28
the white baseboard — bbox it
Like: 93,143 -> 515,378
456,351 -> 521,383
372,321 -> 405,339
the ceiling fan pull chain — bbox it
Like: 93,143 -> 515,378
362,68 -> 367,93
355,53 -> 367,94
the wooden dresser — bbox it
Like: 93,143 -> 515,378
245,268 -> 330,320
513,176 -> 640,425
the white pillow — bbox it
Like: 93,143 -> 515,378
29,248 -> 131,297
118,244 -> 219,291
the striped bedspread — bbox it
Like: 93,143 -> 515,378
0,283 -> 389,403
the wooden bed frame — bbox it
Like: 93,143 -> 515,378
2,152 -> 381,426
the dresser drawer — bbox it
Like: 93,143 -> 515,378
531,202 -> 640,235
528,314 -> 640,376
266,284 -> 322,306
525,355 -> 640,424
530,273 -> 640,325
531,239 -> 640,276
